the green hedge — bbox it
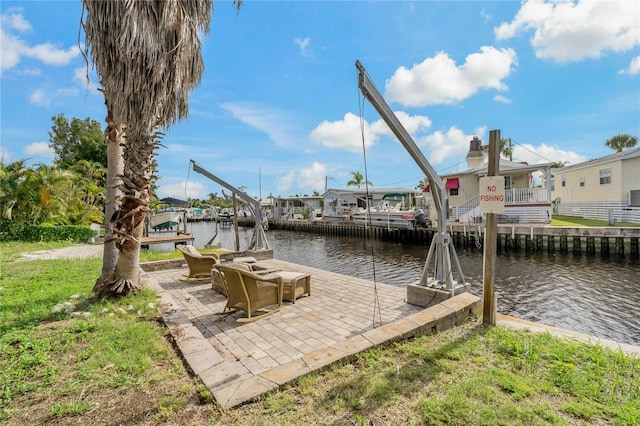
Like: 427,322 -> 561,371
0,222 -> 98,242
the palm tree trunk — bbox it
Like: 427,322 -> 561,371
104,129 -> 155,295
94,111 -> 124,295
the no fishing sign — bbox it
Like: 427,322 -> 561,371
479,176 -> 505,214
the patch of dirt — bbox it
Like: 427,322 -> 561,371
18,245 -> 104,261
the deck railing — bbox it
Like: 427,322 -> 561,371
450,187 -> 551,223
505,187 -> 549,204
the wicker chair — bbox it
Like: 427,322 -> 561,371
214,263 -> 283,322
177,244 -> 219,281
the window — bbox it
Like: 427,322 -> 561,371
449,188 -> 459,196
579,177 -> 585,187
550,177 -> 555,191
599,168 -> 611,185
561,175 -> 566,187
504,176 -> 512,190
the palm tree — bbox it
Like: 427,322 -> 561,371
346,171 -> 373,188
605,134 -> 638,153
0,160 -> 29,222
82,1 -> 242,296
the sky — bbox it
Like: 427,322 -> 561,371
1,0 -> 639,202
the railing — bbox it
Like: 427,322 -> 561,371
450,188 -> 552,224
451,196 -> 480,223
505,187 -> 549,204
557,201 -> 640,224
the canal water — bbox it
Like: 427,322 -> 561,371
150,221 -> 640,347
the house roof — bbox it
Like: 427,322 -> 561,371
441,159 -> 554,178
551,147 -> 640,173
323,187 -> 422,197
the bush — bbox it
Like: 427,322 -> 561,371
0,222 -> 98,243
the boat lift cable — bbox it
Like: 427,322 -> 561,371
358,81 -> 383,329
184,162 -> 191,206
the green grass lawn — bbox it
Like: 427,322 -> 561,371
1,241 -> 638,425
550,215 -> 640,227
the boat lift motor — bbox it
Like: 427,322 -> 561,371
190,160 -> 269,251
355,60 -> 468,302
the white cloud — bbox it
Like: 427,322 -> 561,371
29,86 -> 81,108
619,56 -> 640,75
495,0 -> 639,64
74,66 -> 100,93
294,37 -> 314,59
1,9 -> 80,72
385,46 -> 517,107
311,111 -> 432,153
24,42 -> 79,66
494,95 -> 512,104
21,67 -> 41,76
221,102 -> 299,148
1,30 -> 25,71
277,171 -> 295,193
0,147 -> 12,162
297,162 -> 327,192
29,89 -> 48,106
310,112 -> 376,153
1,8 -> 32,32
157,180 -> 208,199
24,142 -> 54,158
370,110 -> 432,138
480,9 -> 491,23
419,126 -> 479,164
512,143 -> 586,166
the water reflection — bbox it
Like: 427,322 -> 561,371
150,222 -> 640,346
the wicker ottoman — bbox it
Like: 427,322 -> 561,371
273,271 -> 311,303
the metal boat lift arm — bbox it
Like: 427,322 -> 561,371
356,60 -> 445,221
355,60 -> 465,288
190,160 -> 269,250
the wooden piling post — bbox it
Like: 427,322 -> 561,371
483,130 -> 501,326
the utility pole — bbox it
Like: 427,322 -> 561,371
483,129 -> 501,325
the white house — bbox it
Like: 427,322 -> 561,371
550,147 -> 640,223
429,159 -> 554,224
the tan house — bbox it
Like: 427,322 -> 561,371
551,147 -> 640,223
429,159 -> 554,224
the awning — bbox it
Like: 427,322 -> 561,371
445,178 -> 459,189
423,178 -> 459,192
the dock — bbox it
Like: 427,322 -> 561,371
141,233 -> 194,249
266,220 -> 640,258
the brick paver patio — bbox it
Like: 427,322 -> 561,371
143,258 -> 481,408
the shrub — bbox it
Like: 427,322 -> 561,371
0,222 -> 97,243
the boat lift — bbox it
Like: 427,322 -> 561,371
190,160 -> 270,251
355,60 -> 466,292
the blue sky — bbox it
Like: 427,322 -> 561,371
1,0 -> 639,201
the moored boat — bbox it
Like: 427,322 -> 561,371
150,209 -> 182,230
351,192 -> 429,230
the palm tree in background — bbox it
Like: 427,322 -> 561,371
82,1 -> 242,296
605,134 -> 638,153
346,171 -> 373,188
